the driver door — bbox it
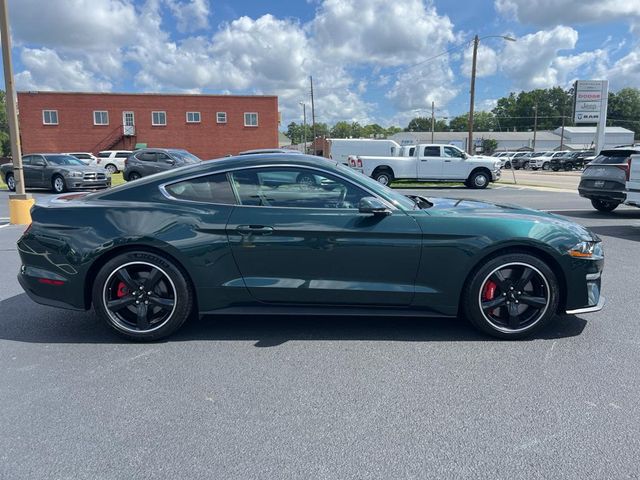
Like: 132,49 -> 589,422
225,166 -> 422,306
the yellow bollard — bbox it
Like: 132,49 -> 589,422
9,197 -> 35,225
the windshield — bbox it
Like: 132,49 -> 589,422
170,150 -> 201,164
589,150 -> 637,165
336,163 -> 417,210
45,155 -> 87,166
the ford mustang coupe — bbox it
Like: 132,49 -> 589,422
16,154 -> 605,341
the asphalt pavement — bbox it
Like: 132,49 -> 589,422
1,186 -> 640,480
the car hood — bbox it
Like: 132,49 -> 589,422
58,165 -> 105,173
420,197 -> 598,242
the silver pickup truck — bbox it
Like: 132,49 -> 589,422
348,144 -> 501,189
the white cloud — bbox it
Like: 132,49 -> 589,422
15,48 -> 112,91
8,0 -> 136,51
166,0 -> 210,33
600,49 -> 640,89
461,44 -> 498,77
495,0 -> 640,27
311,0 -> 455,66
498,26 -> 603,89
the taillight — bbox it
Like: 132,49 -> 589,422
349,156 -> 356,167
615,157 -> 631,181
357,158 -> 362,168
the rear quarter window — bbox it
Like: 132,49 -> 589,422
164,173 -> 236,204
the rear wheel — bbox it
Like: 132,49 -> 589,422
504,161 -> 511,169
542,162 -> 550,170
5,173 -> 16,192
462,253 -> 559,339
105,164 -> 117,174
564,163 -> 573,171
522,161 -> 529,170
52,175 -> 67,193
92,251 -> 194,341
467,170 -> 490,189
590,198 -> 619,212
373,169 -> 393,186
128,171 -> 141,181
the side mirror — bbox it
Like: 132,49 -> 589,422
34,161 -> 46,167
164,158 -> 176,165
358,197 -> 392,216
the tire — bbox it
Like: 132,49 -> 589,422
542,162 -> 550,171
552,167 -> 559,172
128,171 -> 141,181
564,163 -> 573,171
522,161 -> 529,170
504,161 -> 511,169
462,253 -> 559,339
467,170 -> 490,189
5,173 -> 16,192
373,169 -> 393,186
51,175 -> 67,193
296,172 -> 316,186
590,198 -> 619,212
105,164 -> 118,174
92,250 -> 194,341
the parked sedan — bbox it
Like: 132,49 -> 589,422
1,154 -> 111,193
17,154 -> 604,341
123,148 -> 201,181
579,147 -> 640,211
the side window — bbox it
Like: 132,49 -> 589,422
229,167 -> 370,209
22,155 -> 32,166
443,146 -> 463,158
408,147 -> 416,156
98,152 -> 110,158
423,146 -> 440,157
137,152 -> 156,162
157,153 -> 172,161
165,173 -> 236,204
115,152 -> 130,158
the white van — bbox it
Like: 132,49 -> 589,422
327,139 -> 402,165
625,154 -> 640,208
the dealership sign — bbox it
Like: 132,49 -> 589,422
574,80 -> 608,124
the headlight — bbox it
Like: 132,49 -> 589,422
67,171 -> 83,178
494,161 -> 502,169
568,241 -> 603,259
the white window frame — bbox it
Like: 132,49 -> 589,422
93,110 -> 109,126
216,112 -> 227,124
42,110 -> 59,125
186,111 -> 201,123
244,112 -> 258,127
152,111 -> 167,126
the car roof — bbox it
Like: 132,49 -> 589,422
238,148 -> 299,155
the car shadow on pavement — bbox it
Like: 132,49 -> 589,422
548,209 -> 640,220
586,225 -> 640,242
0,293 -> 587,346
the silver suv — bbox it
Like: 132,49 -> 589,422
578,146 -> 640,212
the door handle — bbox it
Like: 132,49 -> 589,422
236,225 -> 274,235
444,160 -> 452,162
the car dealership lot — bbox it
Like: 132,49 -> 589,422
1,187 -> 639,479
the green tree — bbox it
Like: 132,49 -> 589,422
481,138 -> 498,154
405,117 -> 430,131
330,121 -> 353,138
608,88 -> 640,139
362,123 -> 386,138
449,111 -> 496,131
0,90 -> 9,156
492,87 -> 572,131
386,126 -> 403,136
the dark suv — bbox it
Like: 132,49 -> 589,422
578,147 -> 640,212
123,149 -> 201,181
550,150 -> 593,171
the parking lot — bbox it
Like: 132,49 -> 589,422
1,185 -> 639,479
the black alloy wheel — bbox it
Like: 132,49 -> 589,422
463,254 -> 559,339
590,198 -> 619,212
93,251 -> 194,341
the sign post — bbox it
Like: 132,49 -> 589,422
574,80 -> 609,155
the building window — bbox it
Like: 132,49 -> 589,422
152,111 -> 167,126
42,110 -> 59,125
217,112 -> 227,124
186,112 -> 201,123
93,111 -> 109,125
244,112 -> 258,127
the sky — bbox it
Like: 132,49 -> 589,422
2,0 -> 640,129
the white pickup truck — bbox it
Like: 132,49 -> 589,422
625,154 -> 640,208
349,144 -> 501,189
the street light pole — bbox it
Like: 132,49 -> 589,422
532,105 -> 538,151
467,34 -> 516,155
0,0 -> 33,224
467,35 -> 479,155
299,102 -> 307,154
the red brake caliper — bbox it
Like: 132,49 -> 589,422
116,281 -> 128,298
483,280 -> 497,301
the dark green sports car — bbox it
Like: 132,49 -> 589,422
16,154 -> 605,341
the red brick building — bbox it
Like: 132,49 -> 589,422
17,91 -> 279,159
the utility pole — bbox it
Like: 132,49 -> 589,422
467,34 -> 479,155
299,102 -> 307,154
431,101 -> 435,144
309,76 -> 316,154
532,105 -> 538,151
560,107 -> 566,151
1,0 -> 33,224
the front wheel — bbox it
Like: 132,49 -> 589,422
542,162 -> 550,170
92,251 -> 194,341
590,198 -> 619,212
462,253 -> 559,339
467,170 -> 490,189
105,164 -> 117,174
564,163 -> 573,171
5,173 -> 16,192
373,170 -> 393,186
52,175 -> 67,193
